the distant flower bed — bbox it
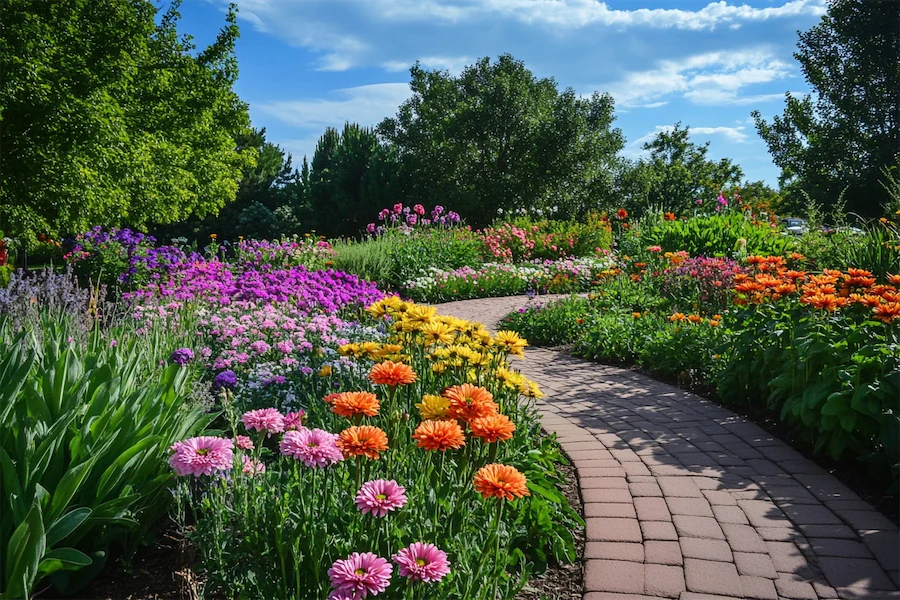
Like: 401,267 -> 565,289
402,256 -> 615,302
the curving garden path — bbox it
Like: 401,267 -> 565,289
434,296 -> 900,600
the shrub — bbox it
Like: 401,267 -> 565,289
498,297 -> 591,346
479,215 -> 612,263
640,213 -> 796,258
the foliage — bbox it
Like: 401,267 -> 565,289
0,0 -> 255,243
752,0 -> 900,217
498,297 -> 592,346
0,311 -> 211,598
639,212 -> 796,258
172,298 -> 581,598
378,55 -> 625,226
331,237 -> 397,287
385,228 -> 483,288
479,216 -> 612,263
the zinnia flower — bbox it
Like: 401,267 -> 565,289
337,425 -> 389,459
168,436 -> 234,477
355,479 -> 407,517
443,384 -> 498,422
242,408 -> 285,436
369,361 -> 417,387
328,552 -> 393,598
284,410 -> 305,430
280,428 -> 344,468
416,394 -> 451,420
474,463 -> 530,500
392,542 -> 450,583
236,435 -> 254,450
412,420 -> 465,451
332,392 -> 381,419
470,414 -> 516,443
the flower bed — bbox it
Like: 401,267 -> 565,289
169,297 -> 581,598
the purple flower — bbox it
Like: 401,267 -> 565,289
213,370 -> 238,391
169,347 -> 194,366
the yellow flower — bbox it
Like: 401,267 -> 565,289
420,321 -> 456,345
405,305 -> 437,325
338,343 -> 360,357
318,365 -> 333,377
519,379 -> 545,398
632,312 -> 641,319
494,330 -> 528,357
417,394 -> 452,420
432,362 -> 447,374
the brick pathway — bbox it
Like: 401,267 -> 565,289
435,296 -> 900,600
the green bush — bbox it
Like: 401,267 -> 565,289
0,319 -> 211,597
498,297 -> 591,346
640,213 -> 796,258
331,237 -> 396,285
387,227 -> 483,285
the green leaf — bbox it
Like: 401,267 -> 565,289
4,501 -> 46,599
37,547 -> 92,576
46,508 -> 92,547
821,395 -> 850,416
48,458 -> 96,524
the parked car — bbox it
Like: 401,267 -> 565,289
780,217 -> 807,235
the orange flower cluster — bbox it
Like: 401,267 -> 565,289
734,256 -> 900,322
668,313 -> 719,326
443,384 -> 499,422
337,425 -> 389,459
369,361 -> 418,387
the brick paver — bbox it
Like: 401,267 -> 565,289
434,296 -> 900,599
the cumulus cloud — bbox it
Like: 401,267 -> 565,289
257,83 -> 412,128
624,123 -> 750,158
381,55 -> 473,75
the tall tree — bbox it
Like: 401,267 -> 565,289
637,123 -> 743,213
378,55 -> 625,226
0,0 -> 255,243
753,0 -> 900,216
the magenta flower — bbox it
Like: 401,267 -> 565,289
392,542 -> 451,583
241,455 -> 266,475
355,480 -> 407,517
280,428 -> 343,468
392,203 -> 403,214
168,436 -> 234,477
413,204 -> 425,215
236,435 -> 254,450
242,408 -> 285,436
284,410 -> 305,431
328,552 -> 392,597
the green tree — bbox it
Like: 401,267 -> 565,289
634,123 -> 744,214
0,0 -> 255,243
378,55 -> 625,226
753,0 -> 900,217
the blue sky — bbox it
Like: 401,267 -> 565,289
177,0 -> 829,186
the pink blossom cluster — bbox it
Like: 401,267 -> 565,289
366,203 -> 461,234
235,237 -> 335,271
328,543 -> 450,597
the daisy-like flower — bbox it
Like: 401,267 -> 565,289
493,330 -> 528,356
337,425 -> 389,459
416,394 -> 451,420
284,410 -> 305,431
392,542 -> 451,583
412,420 -> 465,451
469,413 -> 516,443
443,384 -> 498,422
369,361 -> 417,387
355,479 -> 407,517
242,408 -> 285,436
168,436 -> 234,477
328,552 -> 393,598
332,392 -> 381,419
235,435 -> 254,450
474,463 -> 530,500
280,428 -> 344,468
420,321 -> 456,345
241,455 -> 266,476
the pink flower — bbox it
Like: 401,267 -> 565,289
236,435 -> 254,450
284,410 -> 305,430
355,480 -> 407,517
280,428 -> 343,468
241,455 -> 266,475
168,436 -> 234,477
242,408 -> 285,436
393,203 -> 403,214
328,552 -> 392,597
109,339 -> 118,348
250,340 -> 270,354
392,542 -> 450,583
413,204 -> 425,215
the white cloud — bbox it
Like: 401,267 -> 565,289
257,83 -> 412,128
603,47 -> 793,108
625,123 -> 749,157
381,55 -> 473,74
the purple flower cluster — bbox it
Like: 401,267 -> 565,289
124,261 -> 383,313
367,203 -> 461,235
170,347 -> 195,366
235,238 -> 335,271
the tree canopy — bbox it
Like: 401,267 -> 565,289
0,0 -> 255,243
378,55 -> 625,226
753,0 -> 900,216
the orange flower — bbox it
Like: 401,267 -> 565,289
789,252 -> 805,261
412,420 -> 466,451
708,320 -> 720,327
323,392 -> 342,405
337,425 -> 389,459
443,384 -> 499,422
735,281 -> 765,293
847,268 -> 873,278
664,212 -> 676,221
687,314 -> 703,323
784,270 -> 807,281
801,293 -> 847,311
616,208 -> 628,219
669,313 -> 686,322
632,312 -> 642,319
873,302 -> 900,323
369,361 -> 417,387
331,391 -> 380,419
474,464 -> 530,501
888,274 -> 900,285
775,283 -> 796,295
470,414 -> 516,443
